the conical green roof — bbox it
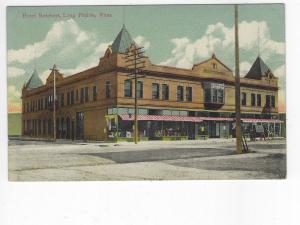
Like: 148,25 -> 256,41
245,56 -> 273,79
25,69 -> 44,90
111,25 -> 135,53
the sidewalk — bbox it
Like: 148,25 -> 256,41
9,135 -> 285,147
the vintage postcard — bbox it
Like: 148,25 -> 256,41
7,4 -> 286,181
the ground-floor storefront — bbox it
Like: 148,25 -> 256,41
22,107 -> 283,142
105,114 -> 283,142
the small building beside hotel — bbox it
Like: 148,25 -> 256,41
21,25 -> 282,141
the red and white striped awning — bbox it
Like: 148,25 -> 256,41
199,117 -> 233,121
241,118 -> 283,123
119,114 -> 203,122
119,114 -> 283,123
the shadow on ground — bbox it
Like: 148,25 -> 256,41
168,153 -> 286,178
81,148 -> 235,164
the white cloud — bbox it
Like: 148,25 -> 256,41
240,61 -> 252,76
62,41 -> 112,76
7,19 -> 92,64
8,85 -> 21,102
274,64 -> 286,88
134,36 -> 151,50
7,66 -> 25,78
39,41 -> 112,80
160,20 -> 285,69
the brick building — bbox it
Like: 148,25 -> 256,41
21,25 -> 282,141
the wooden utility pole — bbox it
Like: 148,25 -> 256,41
50,64 -> 57,142
124,45 -> 145,144
234,5 -> 243,153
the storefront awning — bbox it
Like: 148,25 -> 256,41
119,114 -> 203,122
118,114 -> 283,123
199,117 -> 233,121
241,118 -> 283,123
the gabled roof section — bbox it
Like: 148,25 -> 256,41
46,65 -> 64,84
111,25 -> 135,53
245,56 -> 274,79
25,69 -> 44,90
192,54 -> 232,72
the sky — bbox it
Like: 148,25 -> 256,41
6,4 -> 285,113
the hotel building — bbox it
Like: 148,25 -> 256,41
21,25 -> 282,141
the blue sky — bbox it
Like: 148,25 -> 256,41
6,4 -> 285,112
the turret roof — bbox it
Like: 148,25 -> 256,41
111,25 -> 135,53
25,69 -> 43,90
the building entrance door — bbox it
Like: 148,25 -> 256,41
219,122 -> 228,138
76,112 -> 84,140
209,122 -> 220,138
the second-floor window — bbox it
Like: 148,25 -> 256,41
137,81 -> 143,98
152,83 -> 160,99
186,87 -> 192,102
80,88 -> 84,103
242,92 -> 247,106
76,90 -> 79,102
84,87 -> 89,102
93,85 -> 97,101
251,93 -> 256,106
124,79 -> 132,97
177,86 -> 184,101
60,93 -> 64,107
204,83 -> 224,104
67,92 -> 70,105
266,95 -> 271,107
162,84 -> 169,100
257,94 -> 261,107
71,90 -> 74,105
45,98 -> 48,109
106,81 -> 111,98
271,96 -> 275,108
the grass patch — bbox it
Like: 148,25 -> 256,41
8,113 -> 21,136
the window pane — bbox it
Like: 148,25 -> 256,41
217,89 -> 223,103
106,81 -> 111,98
137,81 -> 143,98
257,94 -> 261,106
162,84 -> 169,100
152,83 -> 159,99
93,86 -> 97,101
124,80 -> 132,97
266,95 -> 271,107
177,86 -> 184,101
186,86 -> 192,102
85,87 -> 89,102
80,88 -> 84,103
251,93 -> 256,106
242,92 -> 247,106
